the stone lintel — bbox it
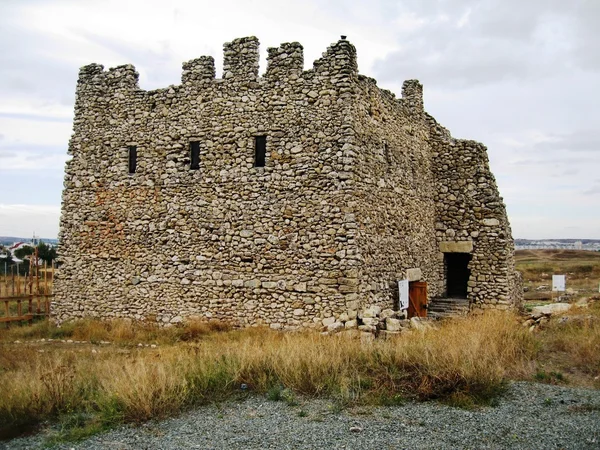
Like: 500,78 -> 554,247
406,268 -> 422,281
439,241 -> 473,253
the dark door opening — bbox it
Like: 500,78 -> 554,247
445,253 -> 471,298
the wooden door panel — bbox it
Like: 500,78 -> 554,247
408,281 -> 428,318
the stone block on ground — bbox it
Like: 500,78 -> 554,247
385,317 -> 403,332
327,321 -> 344,332
360,306 -> 381,319
380,308 -> 396,320
322,316 -> 336,327
379,330 -> 402,340
344,319 -> 358,329
531,303 -> 571,317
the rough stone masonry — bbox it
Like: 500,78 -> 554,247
55,36 -> 522,330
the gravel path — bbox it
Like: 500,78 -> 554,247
3,382 -> 600,449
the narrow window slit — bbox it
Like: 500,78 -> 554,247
384,142 -> 391,166
190,141 -> 200,170
128,146 -> 137,174
254,136 -> 266,168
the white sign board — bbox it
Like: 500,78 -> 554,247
552,275 -> 566,292
398,279 -> 409,310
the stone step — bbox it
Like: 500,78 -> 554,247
428,307 -> 469,312
427,298 -> 470,319
428,310 -> 468,319
428,304 -> 470,311
429,297 -> 470,304
428,301 -> 469,307
428,311 -> 469,318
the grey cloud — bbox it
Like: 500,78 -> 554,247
583,185 -> 600,195
511,156 -> 597,167
72,29 -> 181,89
0,112 -> 71,123
0,144 -> 65,155
372,0 -> 600,88
561,168 -> 579,176
0,18 -> 77,106
534,130 -> 600,153
570,3 -> 600,71
0,151 -> 16,158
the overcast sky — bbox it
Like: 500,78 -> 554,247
0,0 -> 598,239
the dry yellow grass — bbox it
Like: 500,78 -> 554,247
535,301 -> 600,386
0,312 -> 535,437
515,249 -> 600,296
0,317 -> 230,344
3,250 -> 597,442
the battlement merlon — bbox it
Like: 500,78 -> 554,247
74,63 -> 106,99
313,38 -> 358,81
77,63 -> 105,83
181,56 -> 216,85
106,64 -> 140,91
266,42 -> 304,79
401,79 -> 424,114
222,36 -> 260,82
76,63 -> 140,93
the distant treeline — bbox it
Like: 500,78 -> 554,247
0,242 -> 57,276
0,236 -> 59,247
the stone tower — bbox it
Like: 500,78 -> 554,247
55,36 -> 522,328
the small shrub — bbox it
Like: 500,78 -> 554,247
281,389 -> 299,406
177,319 -> 232,342
373,393 -> 405,406
575,264 -> 593,274
45,413 -> 105,445
267,385 -> 284,402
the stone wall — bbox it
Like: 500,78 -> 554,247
55,36 -> 521,327
349,78 -> 441,311
426,115 -> 523,309
56,37 -> 362,327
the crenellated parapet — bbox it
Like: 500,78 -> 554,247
222,36 -> 260,82
181,56 -> 216,85
75,63 -> 140,105
266,42 -> 304,79
75,36 -> 364,102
